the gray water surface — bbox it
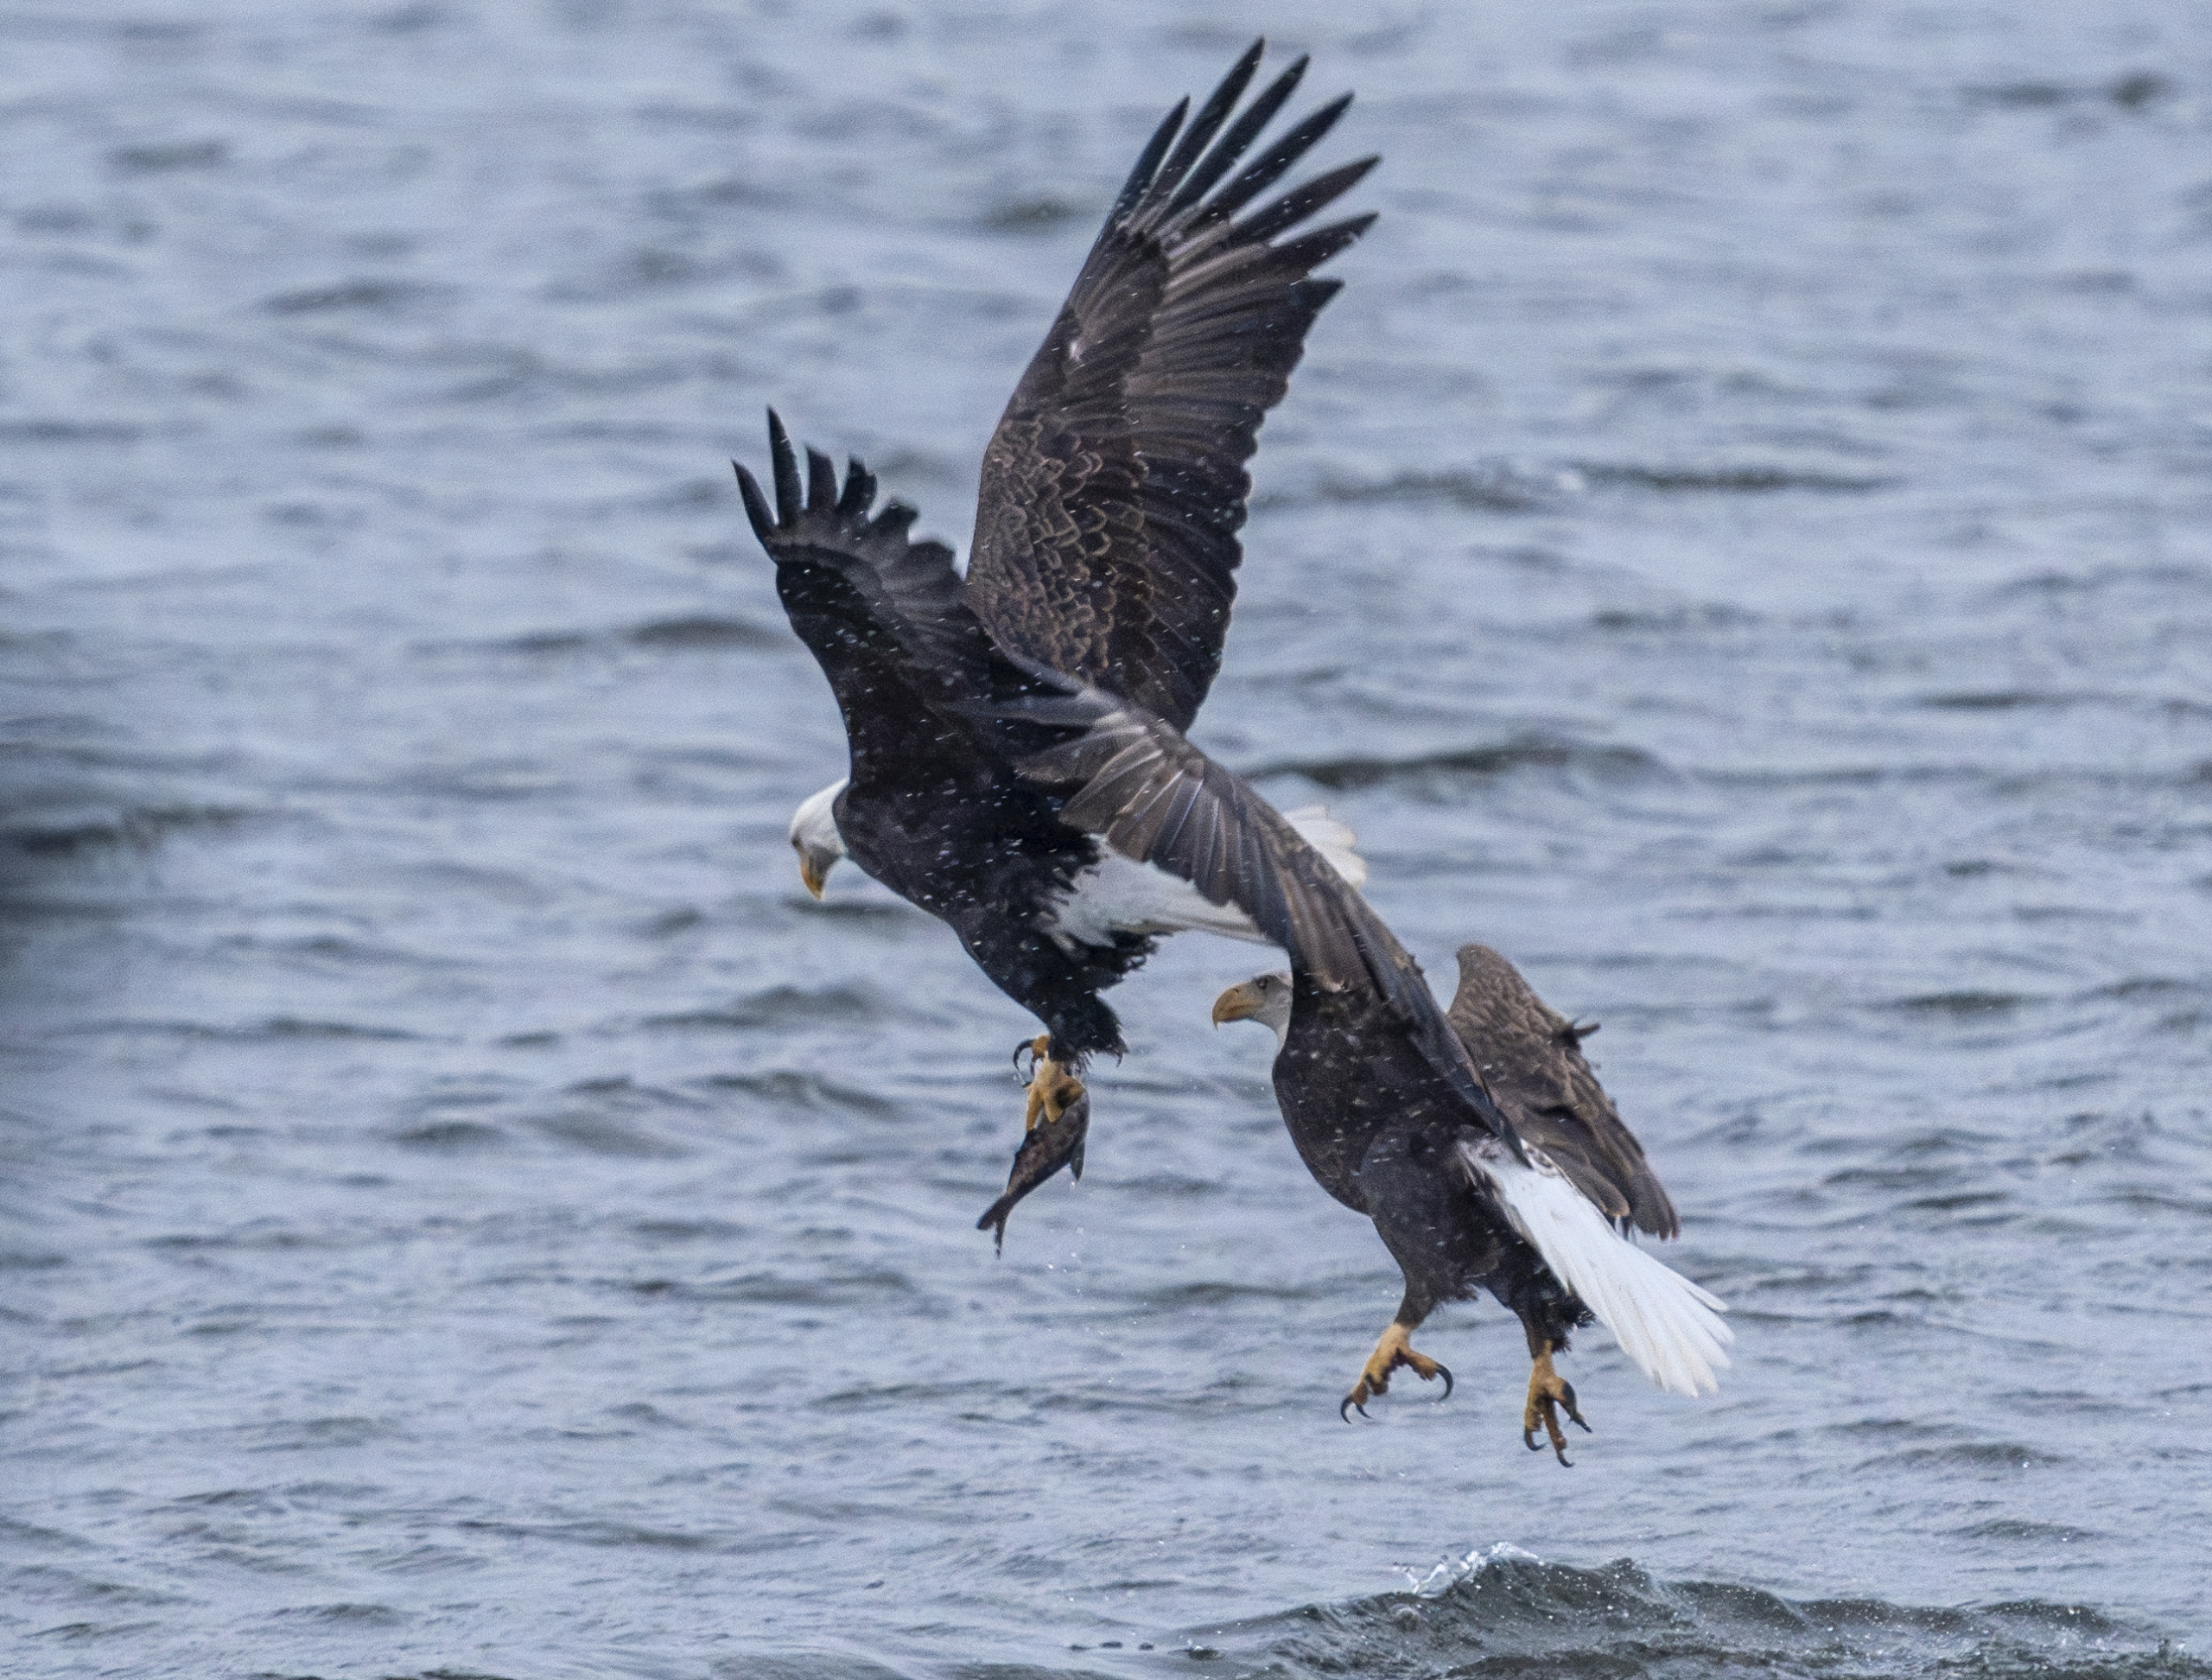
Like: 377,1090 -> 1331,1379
5,3 -> 2211,1677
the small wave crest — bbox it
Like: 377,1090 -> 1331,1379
1180,1548 -> 2202,1680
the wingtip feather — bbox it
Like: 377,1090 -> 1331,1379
734,461 -> 775,544
805,445 -> 838,513
1166,48 -> 1313,216
1156,40 -> 1266,200
766,409 -> 802,525
837,455 -> 874,518
1206,92 -> 1359,229
1112,97 -> 1189,222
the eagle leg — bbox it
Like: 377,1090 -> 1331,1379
1522,1343 -> 1591,1467
1339,1320 -> 1453,1422
1018,1034 -> 1086,1130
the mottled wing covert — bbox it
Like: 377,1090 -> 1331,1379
1446,945 -> 1681,1238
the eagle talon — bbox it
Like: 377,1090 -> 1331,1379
1560,1380 -> 1590,1435
1342,1321 -> 1450,1420
1523,1347 -> 1588,1467
1020,1035 -> 1084,1130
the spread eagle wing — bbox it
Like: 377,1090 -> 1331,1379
1446,945 -> 1681,1238
965,41 -> 1377,733
994,673 -> 1518,1145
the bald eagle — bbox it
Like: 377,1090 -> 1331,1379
741,42 -> 1374,1188
995,679 -> 1730,1460
1215,947 -> 1727,1460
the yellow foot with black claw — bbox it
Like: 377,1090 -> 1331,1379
1019,1034 -> 1085,1130
1340,1321 -> 1454,1422
1522,1348 -> 1591,1466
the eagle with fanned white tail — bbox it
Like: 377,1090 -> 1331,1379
740,41 -> 1375,1231
1214,946 -> 1728,1460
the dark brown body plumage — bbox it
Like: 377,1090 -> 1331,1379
1267,945 -> 1682,1344
1271,964 -> 1586,1347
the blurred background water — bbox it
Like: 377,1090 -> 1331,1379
3,2 -> 2210,1677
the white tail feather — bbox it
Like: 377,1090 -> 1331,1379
1459,1137 -> 1732,1399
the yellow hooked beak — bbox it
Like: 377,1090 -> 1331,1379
797,850 -> 830,900
1211,978 -> 1266,1028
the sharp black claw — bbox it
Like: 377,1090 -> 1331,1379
1558,1380 -> 1591,1431
1523,1429 -> 1543,1452
1339,1397 -> 1357,1423
1433,1362 -> 1453,1401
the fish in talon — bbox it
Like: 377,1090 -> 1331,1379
977,1038 -> 1091,1252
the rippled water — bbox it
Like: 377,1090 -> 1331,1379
5,3 -> 2210,1677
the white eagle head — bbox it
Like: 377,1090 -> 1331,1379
1211,970 -> 1294,1047
789,778 -> 849,899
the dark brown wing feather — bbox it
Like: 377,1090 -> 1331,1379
734,411 -> 969,659
1446,945 -> 1681,1238
997,676 -> 1515,1144
736,410 -> 981,680
966,41 -> 1377,732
